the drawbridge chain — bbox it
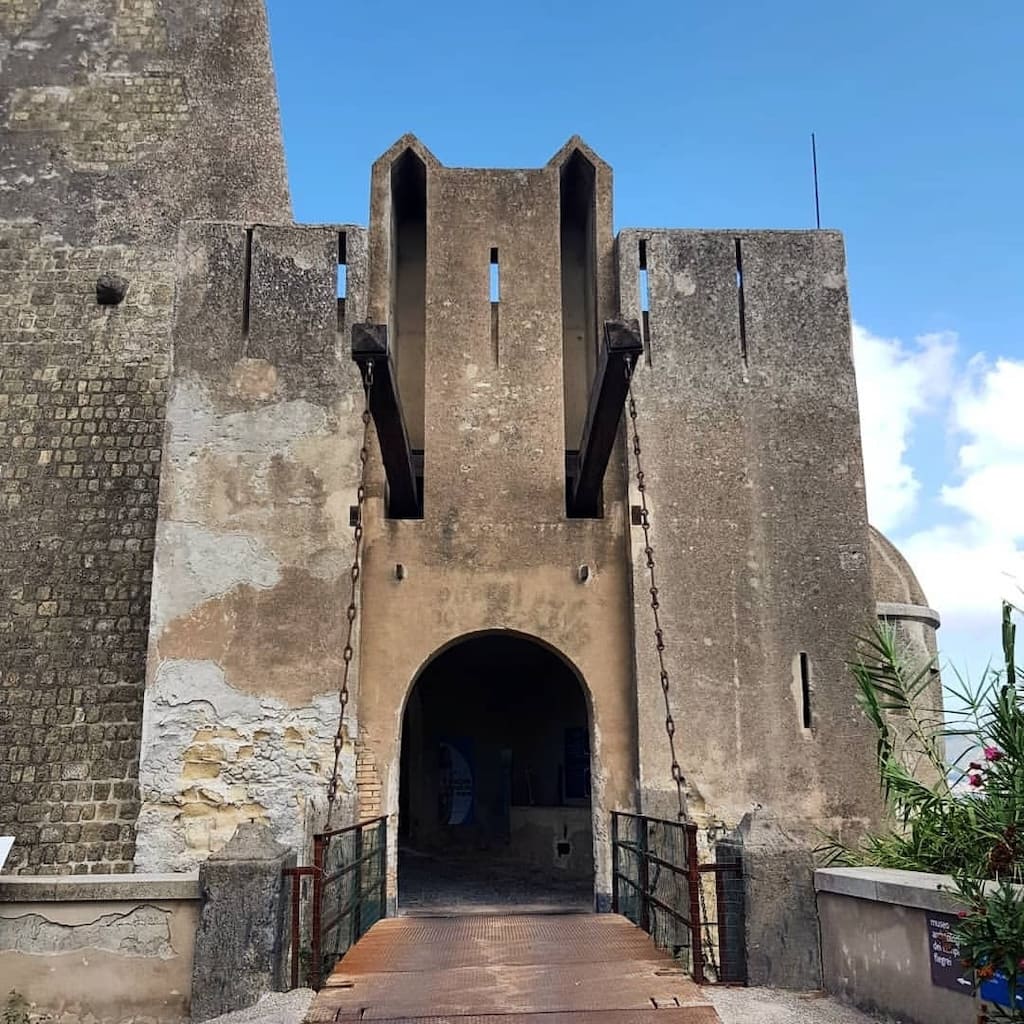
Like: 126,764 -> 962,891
624,358 -> 720,979
326,362 -> 374,827
624,357 -> 688,824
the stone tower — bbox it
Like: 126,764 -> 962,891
1,0 -> 942,983
0,0 -> 288,873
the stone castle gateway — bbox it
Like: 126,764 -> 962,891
1,0 -> 941,962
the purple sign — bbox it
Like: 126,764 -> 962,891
927,912 -> 974,996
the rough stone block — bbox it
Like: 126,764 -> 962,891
728,813 -> 821,989
191,823 -> 294,1022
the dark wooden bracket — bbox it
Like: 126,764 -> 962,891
570,318 -> 644,518
351,323 -> 421,519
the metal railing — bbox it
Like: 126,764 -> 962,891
611,811 -> 745,985
282,815 -> 387,990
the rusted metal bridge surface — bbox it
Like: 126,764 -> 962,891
305,912 -> 722,1024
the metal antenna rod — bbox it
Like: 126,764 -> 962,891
811,132 -> 821,229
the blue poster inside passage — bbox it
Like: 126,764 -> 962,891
564,727 -> 590,800
439,738 -> 474,825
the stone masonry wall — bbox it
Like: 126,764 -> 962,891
0,0 -> 290,873
0,224 -> 169,871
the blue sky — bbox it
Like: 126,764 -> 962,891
265,0 -> 1024,686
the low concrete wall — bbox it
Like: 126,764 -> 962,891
0,873 -> 200,1024
816,867 -> 978,1024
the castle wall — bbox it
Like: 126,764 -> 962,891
0,0 -> 289,873
618,229 -> 881,835
136,224 -> 369,871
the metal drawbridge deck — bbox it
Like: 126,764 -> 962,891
305,912 -> 722,1024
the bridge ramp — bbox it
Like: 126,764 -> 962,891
306,912 -> 721,1023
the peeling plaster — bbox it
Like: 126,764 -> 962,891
0,905 -> 174,958
150,524 -> 280,634
168,379 -> 328,456
136,659 -> 354,872
159,377 -> 361,570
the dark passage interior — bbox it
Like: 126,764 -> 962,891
399,634 -> 594,913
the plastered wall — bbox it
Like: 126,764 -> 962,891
137,224 -> 369,870
0,873 -> 199,1023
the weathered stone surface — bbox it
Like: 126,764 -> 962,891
137,224 -> 368,870
0,25 -> 945,990
619,228 -> 879,832
729,814 -> 822,989
0,0 -> 291,874
191,823 -> 293,1023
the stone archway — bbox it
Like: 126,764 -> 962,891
397,631 -> 595,913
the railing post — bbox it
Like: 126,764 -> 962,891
611,812 -> 620,914
380,818 -> 388,917
638,816 -> 650,934
311,833 -> 325,990
352,824 -> 364,944
715,865 -> 729,981
686,822 -> 704,984
289,870 -> 301,990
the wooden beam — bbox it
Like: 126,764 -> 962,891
351,323 -> 421,518
570,319 -> 644,518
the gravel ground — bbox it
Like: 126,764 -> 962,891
202,990 -> 315,1024
707,986 -> 896,1023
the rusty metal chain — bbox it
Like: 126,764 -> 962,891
624,357 -> 688,824
326,361 -> 374,827
624,358 -> 721,976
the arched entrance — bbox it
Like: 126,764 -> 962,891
398,632 -> 595,912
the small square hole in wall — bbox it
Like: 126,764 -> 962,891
349,506 -> 360,527
631,505 -> 644,526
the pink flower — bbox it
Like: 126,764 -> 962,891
967,774 -> 984,788
957,910 -> 969,919
984,746 -> 1004,762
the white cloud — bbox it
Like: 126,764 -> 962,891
855,329 -> 1023,675
852,323 -> 956,532
890,352 -> 1024,636
898,525 -> 1024,624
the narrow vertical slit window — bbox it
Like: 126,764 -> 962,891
337,231 -> 347,330
490,247 -> 500,365
638,239 -> 651,366
241,226 -> 254,339
735,237 -> 748,365
799,652 -> 812,730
